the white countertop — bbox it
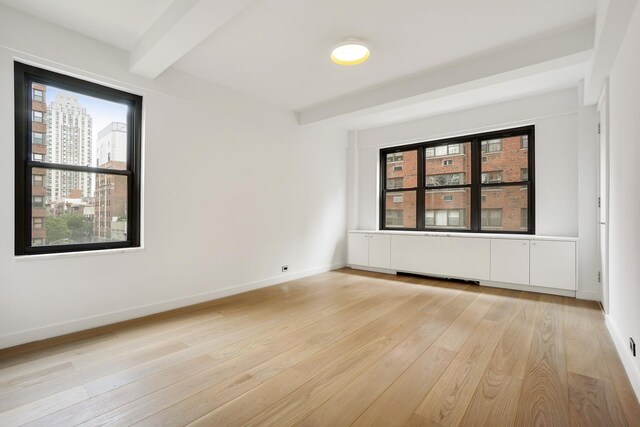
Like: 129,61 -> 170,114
349,230 -> 578,242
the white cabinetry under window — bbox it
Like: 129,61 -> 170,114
348,233 -> 390,269
348,231 -> 578,296
490,239 -> 530,285
530,240 -> 576,290
390,235 -> 490,280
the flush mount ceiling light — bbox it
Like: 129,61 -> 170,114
330,38 -> 370,66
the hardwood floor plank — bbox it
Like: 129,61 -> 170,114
565,300 -> 610,380
27,285 -> 395,426
404,290 -> 521,426
0,386 -> 88,427
514,296 -> 571,426
59,285 -> 418,426
568,372 -> 628,427
591,314 -> 640,425
459,294 -> 538,426
0,269 -> 633,427
175,293 -> 449,427
296,287 -> 478,427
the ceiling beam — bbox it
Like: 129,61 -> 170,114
298,22 -> 594,125
584,0 -> 639,104
129,0 -> 255,79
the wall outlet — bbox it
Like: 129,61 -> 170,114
631,338 -> 636,357
282,265 -> 289,272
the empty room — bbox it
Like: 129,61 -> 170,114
1,0 -> 640,425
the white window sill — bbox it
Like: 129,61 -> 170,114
14,246 -> 145,261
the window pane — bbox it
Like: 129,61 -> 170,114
481,185 -> 529,232
385,149 -> 417,189
32,169 -> 128,246
425,188 -> 470,230
426,141 -> 471,186
481,135 -> 528,183
385,191 -> 416,228
30,83 -> 129,170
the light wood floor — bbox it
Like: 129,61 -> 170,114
1,269 -> 639,426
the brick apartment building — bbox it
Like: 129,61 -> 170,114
94,122 -> 128,240
31,83 -> 47,245
385,135 -> 528,231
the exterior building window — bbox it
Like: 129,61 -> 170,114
426,144 -> 461,158
381,126 -> 534,233
33,132 -> 44,145
426,173 -> 464,187
14,62 -> 142,255
386,177 -> 404,189
387,153 -> 404,162
481,139 -> 502,153
425,209 -> 465,227
482,208 -> 502,228
33,89 -> 43,102
481,171 -> 503,183
386,210 -> 404,226
393,165 -> 403,171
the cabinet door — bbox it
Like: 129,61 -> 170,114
391,235 -> 490,280
530,240 -> 576,290
348,233 -> 369,266
491,239 -> 530,285
368,234 -> 391,269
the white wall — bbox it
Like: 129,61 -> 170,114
0,6 -> 347,349
606,1 -> 640,398
349,88 -> 599,299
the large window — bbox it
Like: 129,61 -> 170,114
380,126 -> 534,233
14,62 -> 142,255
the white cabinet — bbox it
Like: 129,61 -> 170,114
530,240 -> 576,290
391,235 -> 490,280
348,233 -> 369,266
348,233 -> 391,269
490,239 -> 530,285
349,231 -> 577,295
369,234 -> 391,269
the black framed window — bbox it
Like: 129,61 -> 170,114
14,62 -> 142,255
380,125 -> 534,233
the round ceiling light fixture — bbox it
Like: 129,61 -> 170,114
330,38 -> 370,66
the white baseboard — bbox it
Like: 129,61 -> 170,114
604,314 -> 640,402
480,280 -> 576,298
348,265 -> 398,275
576,289 -> 601,301
0,262 -> 346,350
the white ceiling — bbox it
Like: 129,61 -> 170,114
174,0 -> 596,111
0,0 -> 174,50
0,0 -> 597,121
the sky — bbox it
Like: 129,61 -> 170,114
45,84 -> 128,162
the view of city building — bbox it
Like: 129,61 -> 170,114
46,93 -> 93,200
31,83 -> 48,246
31,84 -> 128,246
384,135 -> 529,231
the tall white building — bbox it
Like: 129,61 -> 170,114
46,93 -> 93,201
96,122 -> 127,167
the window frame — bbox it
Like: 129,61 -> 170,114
14,62 -> 143,255
379,125 -> 535,234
